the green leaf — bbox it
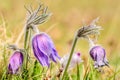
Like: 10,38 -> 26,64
64,72 -> 70,80
77,64 -> 80,80
31,60 -> 43,80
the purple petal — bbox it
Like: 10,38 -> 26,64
32,35 -> 50,67
8,51 -> 23,74
89,46 -> 108,67
36,33 -> 53,56
32,33 -> 60,65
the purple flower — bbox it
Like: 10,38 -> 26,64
8,51 -> 23,74
32,32 -> 60,67
89,46 -> 109,68
60,52 -> 83,70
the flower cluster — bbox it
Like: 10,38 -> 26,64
5,3 -> 109,80
7,4 -> 60,75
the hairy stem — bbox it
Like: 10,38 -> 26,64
24,28 -> 29,70
24,26 -> 32,70
61,36 -> 78,80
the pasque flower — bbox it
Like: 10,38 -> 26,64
32,32 -> 60,67
61,18 -> 102,80
8,51 -> 24,74
89,45 -> 109,68
60,52 -> 83,70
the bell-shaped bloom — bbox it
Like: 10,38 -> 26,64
8,51 -> 24,74
32,32 -> 60,67
60,52 -> 83,70
89,46 -> 109,68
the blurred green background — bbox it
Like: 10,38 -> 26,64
0,0 -> 120,78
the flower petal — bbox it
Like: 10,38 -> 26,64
32,35 -> 50,67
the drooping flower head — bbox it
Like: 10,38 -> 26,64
89,46 -> 109,68
32,32 -> 60,67
8,51 -> 24,74
60,52 -> 83,70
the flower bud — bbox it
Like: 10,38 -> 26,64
77,17 -> 101,38
8,51 -> 23,74
89,46 -> 109,68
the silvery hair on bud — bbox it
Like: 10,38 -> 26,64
77,17 -> 102,38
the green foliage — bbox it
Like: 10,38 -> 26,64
31,60 -> 43,80
64,72 -> 70,80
